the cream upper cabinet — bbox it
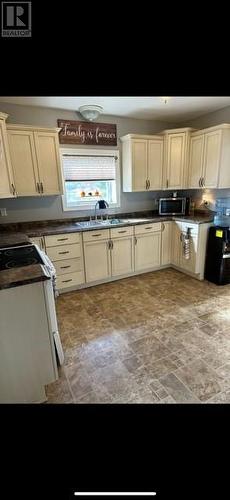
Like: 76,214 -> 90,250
120,134 -> 163,192
188,125 -> 230,189
0,113 -> 16,198
7,130 -> 40,196
6,124 -> 62,196
34,131 -> 62,195
111,236 -> 134,276
148,139 -> 163,190
162,128 -> 193,189
188,134 -> 204,188
161,221 -> 172,266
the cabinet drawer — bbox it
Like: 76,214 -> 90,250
56,271 -> 85,290
54,258 -> 82,275
181,222 -> 199,235
134,222 -> 162,234
46,243 -> 81,261
110,226 -> 134,238
83,229 -> 110,242
45,232 -> 80,247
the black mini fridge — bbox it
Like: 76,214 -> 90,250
204,224 -> 230,285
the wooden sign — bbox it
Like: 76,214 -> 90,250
57,119 -> 117,146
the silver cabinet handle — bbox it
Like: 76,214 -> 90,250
11,183 -> 16,195
118,230 -> 127,234
110,240 -> 113,249
62,279 -> 72,283
92,233 -> 101,237
198,177 -> 201,187
148,179 -> 151,189
107,240 -> 111,250
59,251 -> 69,254
144,227 -> 152,230
166,179 -> 169,188
57,238 -> 69,241
40,182 -> 44,193
180,233 -> 183,242
145,179 -> 148,190
36,182 -> 40,193
162,223 -> 165,231
202,177 -> 205,187
60,265 -> 71,269
134,236 -> 137,245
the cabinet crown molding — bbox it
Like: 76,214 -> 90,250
161,127 -> 195,134
120,133 -> 163,142
191,123 -> 230,135
6,123 -> 61,133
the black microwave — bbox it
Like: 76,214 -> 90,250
159,197 -> 187,215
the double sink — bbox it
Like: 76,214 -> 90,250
75,218 -> 152,229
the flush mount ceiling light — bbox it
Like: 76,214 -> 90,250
79,105 -> 103,121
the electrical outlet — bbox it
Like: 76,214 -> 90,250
0,208 -> 7,216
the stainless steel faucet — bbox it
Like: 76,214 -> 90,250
94,200 -> 109,221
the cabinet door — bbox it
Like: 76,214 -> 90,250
180,234 -> 198,274
188,134 -> 204,188
34,132 -> 62,195
161,221 -> 172,266
165,133 -> 186,189
7,130 -> 40,196
0,120 -> 15,198
171,221 -> 181,267
135,232 -> 161,272
111,236 -> 134,277
132,139 -> 148,191
84,240 -> 111,283
203,130 -> 222,188
148,139 -> 163,190
30,236 -> 45,251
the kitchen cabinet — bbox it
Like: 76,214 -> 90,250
120,134 -> 163,191
0,112 -> 16,198
161,221 -> 172,266
134,223 -> 161,271
84,239 -> 111,283
162,128 -> 193,189
45,232 -> 85,291
188,124 -> 230,189
30,236 -> 45,250
171,221 -> 211,279
6,124 -> 62,196
111,236 -> 134,276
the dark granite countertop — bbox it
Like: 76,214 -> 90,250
0,211 -> 215,238
0,232 -> 30,248
0,264 -> 51,291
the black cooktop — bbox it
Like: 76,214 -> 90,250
0,244 -> 44,270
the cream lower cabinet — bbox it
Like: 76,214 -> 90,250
171,221 -> 182,267
134,223 -> 161,272
30,236 -> 45,251
45,232 -> 85,291
0,113 -> 16,198
84,240 -> 111,282
161,221 -> 172,266
111,229 -> 134,277
7,125 -> 62,196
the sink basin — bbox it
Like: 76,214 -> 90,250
75,217 -> 153,228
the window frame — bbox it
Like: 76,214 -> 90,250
60,147 -> 120,211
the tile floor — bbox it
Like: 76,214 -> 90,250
46,268 -> 230,403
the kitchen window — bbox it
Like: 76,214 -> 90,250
61,148 -> 120,211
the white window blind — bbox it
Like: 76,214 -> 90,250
63,155 -> 117,181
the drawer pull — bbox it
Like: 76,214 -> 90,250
60,265 -> 71,269
92,234 -> 101,237
145,227 -> 152,230
62,279 -> 72,283
59,251 -> 69,254
57,238 -> 69,241
118,230 -> 127,234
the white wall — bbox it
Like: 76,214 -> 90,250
0,102 -> 178,223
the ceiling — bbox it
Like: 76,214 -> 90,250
0,96 -> 230,122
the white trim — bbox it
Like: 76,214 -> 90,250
60,147 -> 120,212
